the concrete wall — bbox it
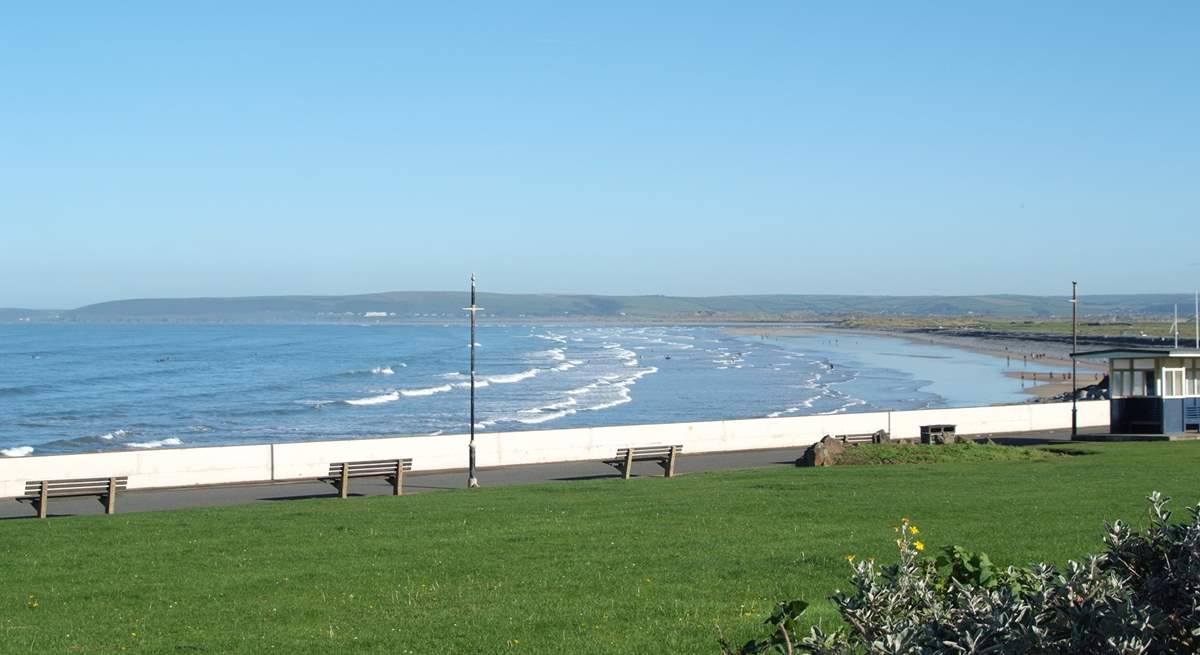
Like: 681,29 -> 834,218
0,401 -> 1109,498
0,445 -> 273,499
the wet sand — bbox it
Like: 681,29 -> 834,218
1006,370 -> 1105,399
727,324 -> 1107,400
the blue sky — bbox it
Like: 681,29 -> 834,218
2,2 -> 1197,308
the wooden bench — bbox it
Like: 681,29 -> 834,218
603,445 -> 682,480
19,477 -> 128,519
322,459 -> 412,498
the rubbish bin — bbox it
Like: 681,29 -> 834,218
920,424 -> 956,445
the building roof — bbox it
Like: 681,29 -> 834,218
1072,348 -> 1200,360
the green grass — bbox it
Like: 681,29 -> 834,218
2,442 -> 1199,654
832,441 -> 1067,466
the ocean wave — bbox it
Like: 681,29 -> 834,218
566,382 -> 599,396
534,348 -> 567,362
767,405 -> 805,418
583,396 -> 631,411
451,380 -> 490,389
100,430 -> 128,440
519,397 -> 578,413
371,367 -> 395,375
515,409 -> 576,424
818,398 -> 868,415
0,383 -> 58,397
125,437 -> 183,449
0,446 -> 34,457
486,369 -> 538,384
400,384 -> 453,397
345,392 -> 401,406
575,366 -> 658,413
646,337 -> 695,350
626,367 -> 658,382
490,363 -> 661,426
297,399 -> 337,409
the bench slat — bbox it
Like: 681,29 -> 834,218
325,459 -> 412,477
24,478 -> 128,495
614,446 -> 681,456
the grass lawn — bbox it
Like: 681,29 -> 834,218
2,441 -> 1199,654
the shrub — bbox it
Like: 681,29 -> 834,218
720,493 -> 1200,654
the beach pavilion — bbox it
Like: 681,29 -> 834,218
1072,348 -> 1200,435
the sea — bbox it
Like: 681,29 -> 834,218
0,324 -> 1067,457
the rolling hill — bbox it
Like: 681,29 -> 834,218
5,292 -> 1191,323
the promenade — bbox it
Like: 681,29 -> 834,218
0,429 -> 1073,520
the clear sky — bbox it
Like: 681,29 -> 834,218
2,2 -> 1197,308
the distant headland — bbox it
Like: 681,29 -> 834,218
1,291 -> 1194,325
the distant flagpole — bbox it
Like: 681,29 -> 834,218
464,274 -> 483,489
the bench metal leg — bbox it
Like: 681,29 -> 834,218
38,481 -> 48,519
105,477 -> 117,514
339,463 -> 350,498
393,463 -> 404,496
665,446 -> 677,478
623,449 -> 634,480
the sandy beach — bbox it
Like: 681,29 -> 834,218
727,324 -> 1108,400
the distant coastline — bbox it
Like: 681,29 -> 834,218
3,290 -> 1194,325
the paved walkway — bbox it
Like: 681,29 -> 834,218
0,429 -> 1077,520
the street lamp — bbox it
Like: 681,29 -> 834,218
464,274 -> 483,488
1071,281 -> 1078,439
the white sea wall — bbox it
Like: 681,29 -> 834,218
0,400 -> 1110,498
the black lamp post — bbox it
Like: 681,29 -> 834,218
1071,281 -> 1078,439
464,274 -> 482,488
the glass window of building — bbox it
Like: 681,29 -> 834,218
1113,370 -> 1131,397
1163,368 -> 1185,397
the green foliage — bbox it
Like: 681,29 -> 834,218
729,493 -> 1200,654
832,441 -> 1059,466
934,545 -> 997,590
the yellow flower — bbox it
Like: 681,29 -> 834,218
909,526 -> 920,535
844,554 -> 856,562
914,541 -> 925,552
901,516 -> 909,523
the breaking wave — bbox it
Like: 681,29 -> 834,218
486,369 -> 538,384
345,392 -> 401,406
400,384 -> 453,397
125,437 -> 183,449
